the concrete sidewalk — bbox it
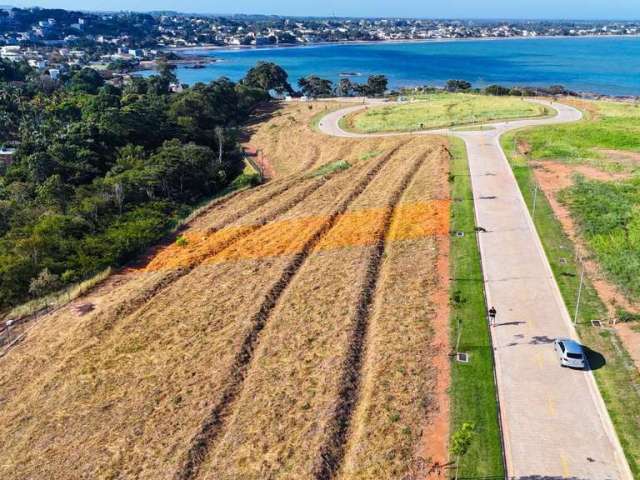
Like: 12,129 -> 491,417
462,109 -> 631,479
319,101 -> 632,479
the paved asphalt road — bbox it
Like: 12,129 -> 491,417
318,100 -> 633,480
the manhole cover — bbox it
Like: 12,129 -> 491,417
456,352 -> 469,363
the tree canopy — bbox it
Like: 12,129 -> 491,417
242,61 -> 294,96
0,66 -> 268,311
297,75 -> 333,98
445,79 -> 472,92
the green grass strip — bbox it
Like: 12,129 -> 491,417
502,131 -> 640,477
448,136 -> 505,478
309,160 -> 351,177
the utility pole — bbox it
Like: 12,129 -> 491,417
574,267 -> 585,325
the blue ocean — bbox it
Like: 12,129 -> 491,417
155,37 -> 640,96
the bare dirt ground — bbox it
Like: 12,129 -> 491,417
0,102 -> 453,480
530,159 -> 640,370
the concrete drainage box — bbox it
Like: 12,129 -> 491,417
456,352 -> 469,363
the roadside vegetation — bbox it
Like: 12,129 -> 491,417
509,99 -> 640,303
341,93 -> 548,133
561,178 -> 640,301
503,118 -> 640,476
513,99 -> 640,172
448,137 -> 504,478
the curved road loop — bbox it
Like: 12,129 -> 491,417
319,100 -> 633,480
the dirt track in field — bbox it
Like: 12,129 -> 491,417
0,102 -> 452,480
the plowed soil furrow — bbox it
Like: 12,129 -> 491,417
0,143 -> 406,480
313,146 -> 431,480
172,142 -> 409,480
188,176 -> 304,232
338,146 -> 451,480
0,99 -> 460,480
198,142 -> 433,480
0,178 -> 326,406
145,177 -> 324,271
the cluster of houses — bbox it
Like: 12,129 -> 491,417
153,16 -> 640,48
0,15 -> 89,45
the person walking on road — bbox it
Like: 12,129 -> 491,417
488,306 -> 497,326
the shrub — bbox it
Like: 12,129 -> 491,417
176,236 -> 189,247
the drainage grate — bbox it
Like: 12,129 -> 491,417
456,352 -> 469,363
456,231 -> 465,238
591,320 -> 603,328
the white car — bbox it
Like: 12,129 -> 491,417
554,338 -> 586,369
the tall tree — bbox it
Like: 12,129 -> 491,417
242,61 -> 293,96
297,75 -> 333,98
68,68 -> 105,94
366,75 -> 388,97
445,79 -> 472,92
335,78 -> 354,97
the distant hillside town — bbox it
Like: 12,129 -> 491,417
0,7 -> 640,57
1,7 -> 640,82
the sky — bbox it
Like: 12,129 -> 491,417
6,0 -> 640,20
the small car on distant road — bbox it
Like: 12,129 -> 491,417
554,338 -> 586,369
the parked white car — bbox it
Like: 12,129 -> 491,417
554,338 -> 586,369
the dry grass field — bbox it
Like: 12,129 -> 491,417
244,101 -> 402,178
0,101 -> 453,480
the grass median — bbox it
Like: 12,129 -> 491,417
448,136 -> 505,478
502,129 -> 640,477
343,93 -> 549,133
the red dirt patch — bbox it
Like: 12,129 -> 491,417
616,323 -> 640,372
531,160 -> 631,193
417,234 -> 451,478
595,148 -> 640,171
531,160 -> 640,370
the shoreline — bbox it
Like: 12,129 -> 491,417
135,35 -> 640,98
166,33 -> 640,54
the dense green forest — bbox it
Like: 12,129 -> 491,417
0,59 -> 268,310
